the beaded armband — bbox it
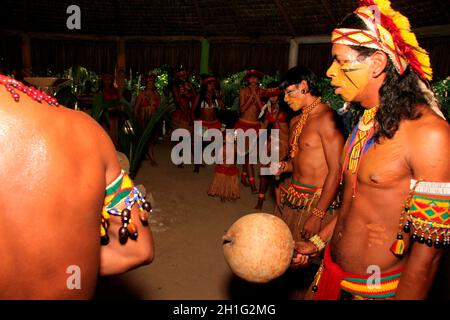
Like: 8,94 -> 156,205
391,179 -> 450,255
101,170 -> 152,245
309,234 -> 326,252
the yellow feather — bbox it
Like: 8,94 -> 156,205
372,0 -> 432,80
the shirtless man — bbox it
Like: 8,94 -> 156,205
0,74 -> 154,299
135,74 -> 161,166
294,1 -> 449,300
275,66 -> 344,242
236,69 -> 280,193
193,76 -> 225,173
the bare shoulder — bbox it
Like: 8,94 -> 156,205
403,106 -> 450,178
404,106 -> 450,147
317,104 -> 337,125
60,108 -> 118,161
65,108 -> 121,181
316,104 -> 341,134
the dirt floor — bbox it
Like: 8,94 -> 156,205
94,138 -> 450,300
95,137 -> 303,300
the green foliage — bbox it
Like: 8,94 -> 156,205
432,78 -> 450,120
54,86 -> 77,108
220,71 -> 246,109
318,77 -> 345,110
261,71 -> 281,87
59,65 -> 99,95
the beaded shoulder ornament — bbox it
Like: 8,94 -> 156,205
391,180 -> 450,255
102,170 -> 152,245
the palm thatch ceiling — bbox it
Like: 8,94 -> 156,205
1,0 -> 449,38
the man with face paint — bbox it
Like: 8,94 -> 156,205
294,0 -> 450,300
274,67 -> 343,276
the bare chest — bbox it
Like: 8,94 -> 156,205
347,134 -> 410,188
290,118 -> 321,151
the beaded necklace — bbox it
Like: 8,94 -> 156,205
0,75 -> 58,106
340,106 -> 378,196
288,97 -> 321,159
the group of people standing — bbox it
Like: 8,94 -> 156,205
189,0 -> 450,301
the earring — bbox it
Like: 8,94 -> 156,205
301,89 -> 306,94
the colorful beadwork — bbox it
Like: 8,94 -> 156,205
332,1 -> 433,81
391,179 -> 450,255
101,170 -> 152,245
341,106 -> 378,196
340,271 -> 402,299
280,178 -> 321,210
0,75 -> 58,106
288,97 -> 321,159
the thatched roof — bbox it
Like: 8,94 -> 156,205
2,0 -> 449,38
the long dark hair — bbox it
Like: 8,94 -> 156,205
338,13 -> 428,141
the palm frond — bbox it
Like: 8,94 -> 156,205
129,99 -> 174,177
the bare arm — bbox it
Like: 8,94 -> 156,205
259,88 -> 282,98
98,129 -> 154,276
292,214 -> 339,266
315,111 -> 344,212
395,118 -> 450,299
302,111 -> 344,239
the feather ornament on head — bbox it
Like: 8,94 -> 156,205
332,0 -> 432,81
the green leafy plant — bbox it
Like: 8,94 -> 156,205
261,71 -> 281,87
432,78 -> 450,120
54,86 -> 77,108
123,98 -> 174,178
318,77 -> 345,110
220,71 -> 246,109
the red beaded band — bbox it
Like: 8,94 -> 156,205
0,75 -> 59,106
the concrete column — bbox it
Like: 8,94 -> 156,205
288,38 -> 299,69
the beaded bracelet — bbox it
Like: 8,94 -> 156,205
311,207 -> 327,219
309,234 -> 326,252
279,161 -> 287,172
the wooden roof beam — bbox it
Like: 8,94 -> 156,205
192,0 -> 208,36
319,0 -> 338,25
433,0 -> 450,21
273,0 -> 296,37
230,0 -> 249,36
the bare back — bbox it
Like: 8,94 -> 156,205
0,87 -> 116,298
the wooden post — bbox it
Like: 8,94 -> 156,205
21,34 -> 32,77
288,38 -> 299,69
200,38 -> 210,75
